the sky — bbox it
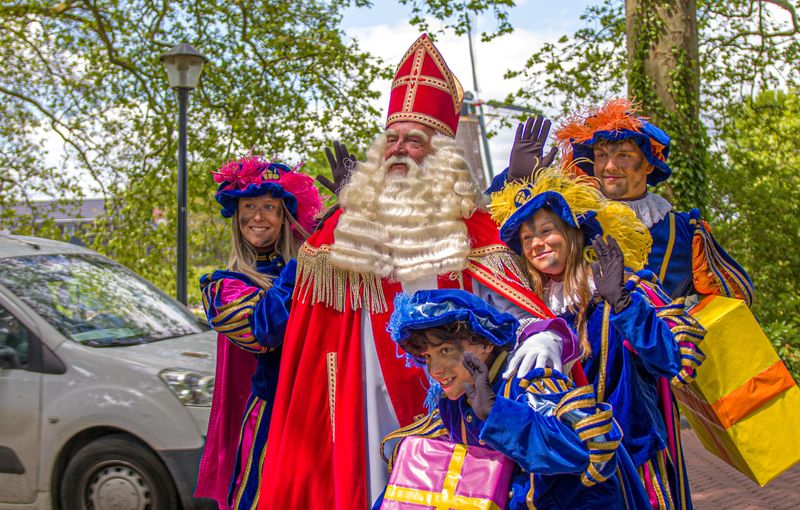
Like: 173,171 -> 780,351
339,0 -> 595,177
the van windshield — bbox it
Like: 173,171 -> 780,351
0,253 -> 207,346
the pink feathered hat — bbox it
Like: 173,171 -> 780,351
213,155 -> 322,237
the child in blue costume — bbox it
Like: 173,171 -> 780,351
194,155 -> 322,510
378,289 -> 651,510
491,169 -> 706,510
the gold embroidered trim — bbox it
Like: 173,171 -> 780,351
465,260 -> 546,318
295,243 -> 387,313
598,305 -> 611,402
326,352 -> 337,442
468,245 -> 531,287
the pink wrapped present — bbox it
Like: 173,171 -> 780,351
380,436 -> 515,510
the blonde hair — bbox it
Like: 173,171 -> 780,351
228,200 -> 306,290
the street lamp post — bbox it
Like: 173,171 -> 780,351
160,43 -> 207,305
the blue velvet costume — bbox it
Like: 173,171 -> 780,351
379,290 -> 651,510
440,361 -> 650,510
201,253 -> 295,400
646,207 -> 754,304
564,271 -> 704,510
199,253 -> 296,508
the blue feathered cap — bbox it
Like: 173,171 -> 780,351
497,189 -> 602,255
389,289 -> 519,351
555,98 -> 672,186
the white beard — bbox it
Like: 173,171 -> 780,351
329,134 -> 480,284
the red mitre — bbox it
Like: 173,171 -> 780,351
386,34 -> 464,138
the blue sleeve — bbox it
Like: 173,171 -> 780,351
608,290 -> 681,378
252,258 -> 297,349
485,167 -> 509,194
479,395 -> 589,475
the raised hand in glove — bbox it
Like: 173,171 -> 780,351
591,235 -> 632,313
508,115 -> 559,182
317,141 -> 356,196
462,351 -> 496,421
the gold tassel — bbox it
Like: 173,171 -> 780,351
468,245 -> 532,287
295,243 -> 388,313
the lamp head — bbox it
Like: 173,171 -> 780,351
160,43 -> 208,89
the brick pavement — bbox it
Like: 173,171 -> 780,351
682,428 -> 800,509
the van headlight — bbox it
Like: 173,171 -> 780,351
159,369 -> 215,407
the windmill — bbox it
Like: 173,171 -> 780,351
454,15 -> 539,189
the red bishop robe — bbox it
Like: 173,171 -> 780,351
257,209 -> 556,510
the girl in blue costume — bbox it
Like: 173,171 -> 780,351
378,289 -> 651,510
490,169 -> 705,510
194,155 -> 322,510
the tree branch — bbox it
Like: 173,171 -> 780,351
0,84 -> 107,197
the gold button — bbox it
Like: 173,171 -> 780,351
466,414 -> 473,423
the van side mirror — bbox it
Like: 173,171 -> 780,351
0,345 -> 20,369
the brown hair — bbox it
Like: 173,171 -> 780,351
400,320 -> 496,358
521,209 -> 593,357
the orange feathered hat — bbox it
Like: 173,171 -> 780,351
386,34 -> 464,138
555,98 -> 672,185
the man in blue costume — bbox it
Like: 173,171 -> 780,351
554,99 -> 754,305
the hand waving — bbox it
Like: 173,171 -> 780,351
591,235 -> 632,313
508,116 -> 558,182
317,141 -> 356,196
462,351 -> 496,421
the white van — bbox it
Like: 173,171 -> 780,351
0,234 -> 217,509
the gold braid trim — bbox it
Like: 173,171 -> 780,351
295,243 -> 388,313
629,276 -> 707,387
468,244 -> 532,288
651,296 -> 707,388
201,279 -> 273,353
326,352 -> 337,442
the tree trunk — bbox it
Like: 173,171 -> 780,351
625,0 -> 707,210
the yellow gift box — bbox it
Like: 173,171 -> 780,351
673,295 -> 800,486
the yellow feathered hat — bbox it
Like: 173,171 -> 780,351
490,168 -> 652,271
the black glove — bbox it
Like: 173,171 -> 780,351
591,235 -> 632,313
317,141 -> 356,195
462,351 -> 496,421
508,116 -> 559,182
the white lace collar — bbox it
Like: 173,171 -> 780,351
620,193 -> 673,228
545,277 -> 596,316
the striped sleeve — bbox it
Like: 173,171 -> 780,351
632,274 -> 706,387
690,209 -> 755,307
200,260 -> 296,353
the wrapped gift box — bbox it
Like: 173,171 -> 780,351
673,295 -> 800,486
380,435 -> 514,510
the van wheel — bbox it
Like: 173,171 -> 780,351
60,434 -> 179,510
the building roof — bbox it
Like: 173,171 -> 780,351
4,198 -> 105,223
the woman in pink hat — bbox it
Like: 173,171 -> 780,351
194,155 -> 321,509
